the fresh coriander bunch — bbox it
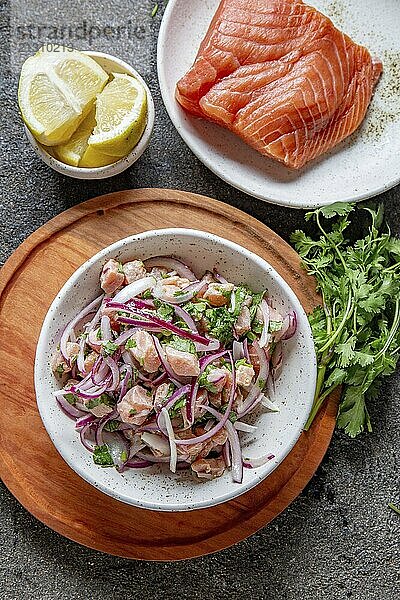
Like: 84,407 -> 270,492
291,202 -> 400,437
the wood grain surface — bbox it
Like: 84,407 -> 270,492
0,188 -> 338,561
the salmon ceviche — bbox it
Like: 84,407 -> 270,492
52,256 -> 297,482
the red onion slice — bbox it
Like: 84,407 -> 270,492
232,340 -> 244,362
70,377 -> 111,400
199,349 -> 228,371
176,352 -> 235,446
171,303 -> 198,333
237,341 -> 269,417
75,413 -> 97,429
195,337 -> 220,353
243,454 -> 275,469
153,280 -> 207,305
95,410 -> 119,446
281,311 -> 297,340
243,338 -> 250,362
113,276 -> 156,304
80,423 -> 95,452
124,459 -> 153,469
54,391 -> 86,419
118,312 -> 210,344
100,315 -> 112,341
76,335 -> 86,375
143,256 -> 197,281
213,270 -> 228,284
204,405 -> 243,483
234,421 -> 258,433
118,365 -> 132,400
113,328 -> 138,346
103,355 -> 120,391
152,336 -> 185,388
161,407 -> 177,473
259,299 -> 270,348
223,440 -> 231,467
60,294 -> 103,362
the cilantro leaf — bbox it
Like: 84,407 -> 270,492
93,445 -> 114,467
167,335 -> 196,354
102,341 -> 118,356
64,393 -> 78,405
205,307 -> 235,345
86,394 -> 115,410
337,386 -> 372,438
125,338 -> 137,349
185,301 -> 208,321
317,202 -> 355,220
103,419 -> 120,432
154,299 -> 174,321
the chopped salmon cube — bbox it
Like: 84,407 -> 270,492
127,329 -> 161,373
100,259 -> 125,295
165,346 -> 200,377
118,385 -> 153,425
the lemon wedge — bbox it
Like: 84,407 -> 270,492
18,48 -> 108,146
79,146 -> 117,168
88,73 -> 147,157
53,107 -> 96,167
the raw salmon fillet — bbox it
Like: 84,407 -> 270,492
176,0 -> 382,169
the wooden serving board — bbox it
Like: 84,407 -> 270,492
0,188 -> 338,561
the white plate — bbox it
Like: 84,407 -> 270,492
157,0 -> 400,208
35,229 -> 316,512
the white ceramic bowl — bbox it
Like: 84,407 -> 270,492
24,51 -> 155,179
35,229 -> 316,512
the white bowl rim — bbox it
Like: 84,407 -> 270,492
34,228 -> 316,512
24,50 -> 155,179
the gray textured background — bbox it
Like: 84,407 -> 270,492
1,1 -> 399,599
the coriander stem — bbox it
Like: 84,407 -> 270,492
316,211 -> 348,272
304,351 -> 335,430
318,292 -> 353,355
375,298 -> 400,360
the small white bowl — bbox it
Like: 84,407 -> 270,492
34,229 -> 316,512
24,51 -> 155,179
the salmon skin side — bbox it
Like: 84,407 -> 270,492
176,0 -> 382,170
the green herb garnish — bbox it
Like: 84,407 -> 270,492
102,340 -> 118,356
291,202 -> 400,437
64,393 -> 78,405
104,419 -> 120,432
169,396 -> 187,418
235,359 -> 252,368
93,445 -> 114,467
154,299 -> 174,321
185,301 -> 208,321
86,394 -> 114,410
205,306 -> 235,345
168,335 -> 196,354
230,286 -> 248,317
125,338 -> 137,349
269,320 -> 283,332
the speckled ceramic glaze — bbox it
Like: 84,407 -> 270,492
35,229 -> 316,512
25,51 -> 155,179
157,0 -> 400,208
